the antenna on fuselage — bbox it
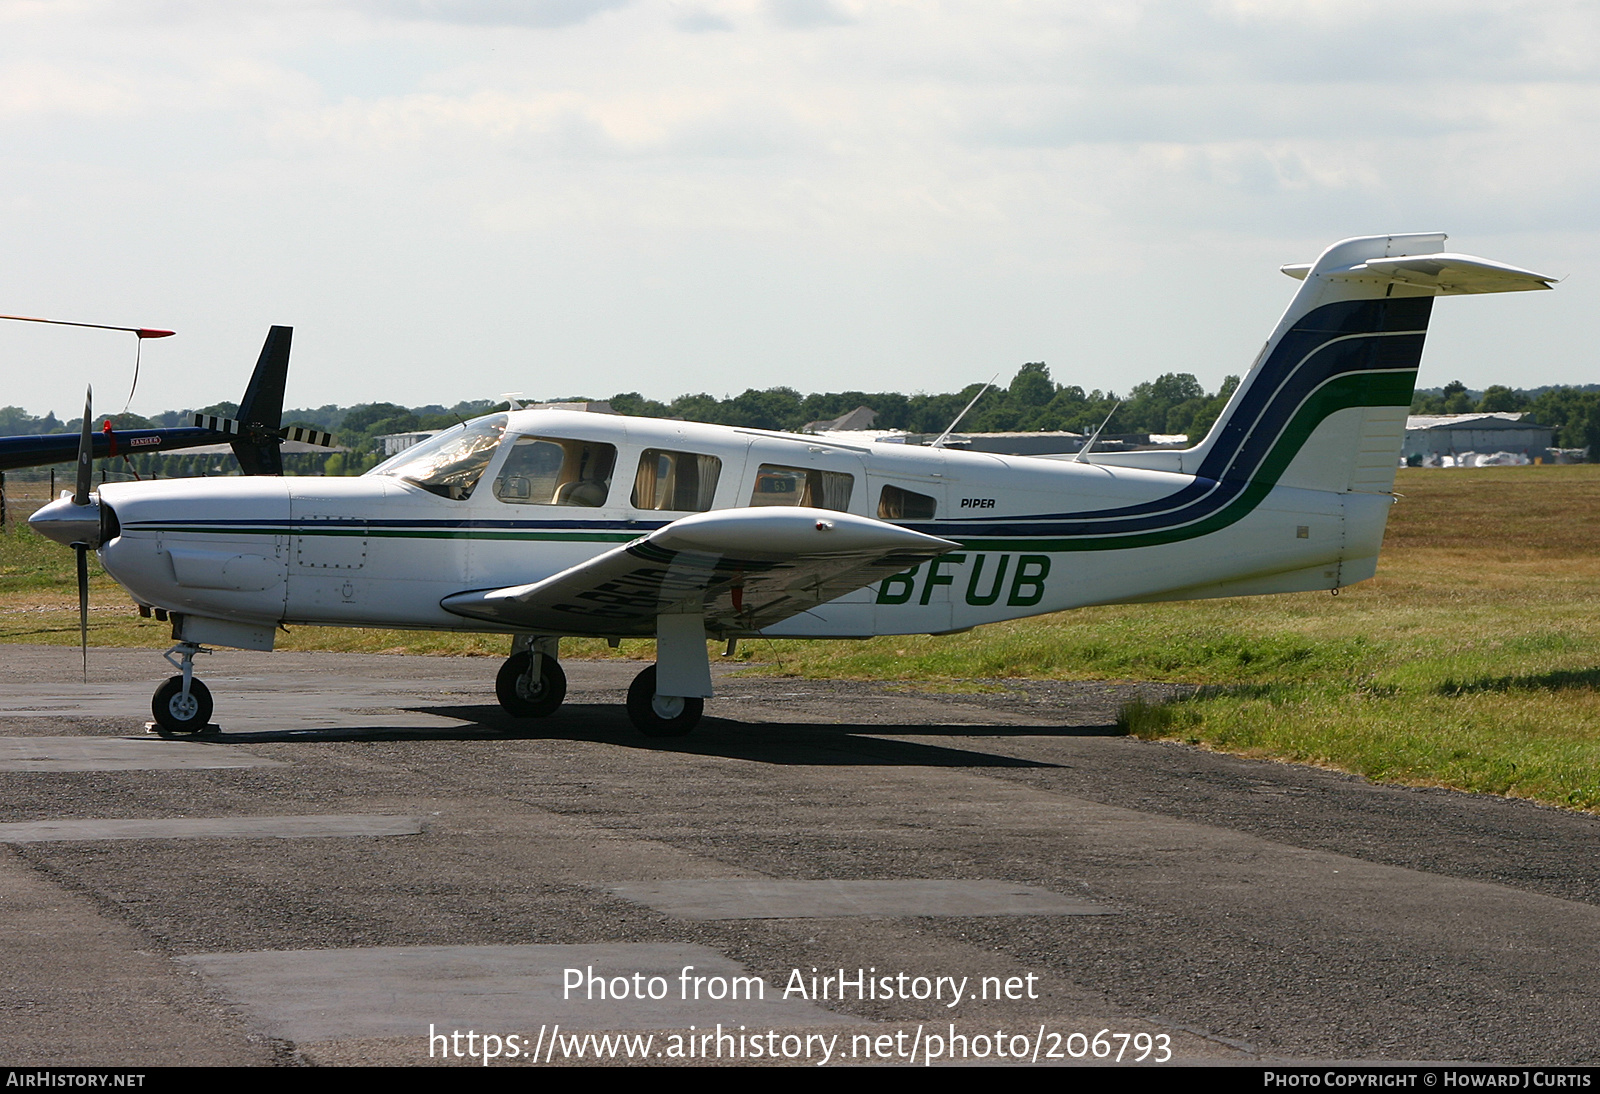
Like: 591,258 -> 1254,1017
1073,400 -> 1122,463
930,374 -> 998,450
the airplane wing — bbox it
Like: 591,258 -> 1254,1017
439,507 -> 960,637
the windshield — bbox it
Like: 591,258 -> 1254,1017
371,415 -> 507,500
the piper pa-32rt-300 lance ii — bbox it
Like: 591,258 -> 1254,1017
31,233 -> 1556,736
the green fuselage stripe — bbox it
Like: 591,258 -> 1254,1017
954,369 -> 1414,553
137,370 -> 1412,558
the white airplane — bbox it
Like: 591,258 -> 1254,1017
31,233 -> 1555,737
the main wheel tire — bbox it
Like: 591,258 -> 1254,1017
625,664 -> 703,737
152,675 -> 213,735
496,652 -> 567,717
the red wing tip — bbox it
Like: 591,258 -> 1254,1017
136,328 -> 176,338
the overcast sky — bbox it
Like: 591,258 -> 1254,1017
1,0 -> 1595,419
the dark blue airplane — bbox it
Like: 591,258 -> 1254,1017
0,326 -> 329,475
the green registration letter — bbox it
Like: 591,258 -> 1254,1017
920,554 -> 967,605
1006,555 -> 1051,606
876,565 -> 920,605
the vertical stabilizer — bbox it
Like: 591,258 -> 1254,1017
1180,234 -> 1552,496
231,326 -> 293,476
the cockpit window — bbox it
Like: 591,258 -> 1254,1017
372,415 -> 506,501
494,436 -> 617,507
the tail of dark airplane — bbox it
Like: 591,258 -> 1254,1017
0,324 -> 321,475
229,326 -> 293,476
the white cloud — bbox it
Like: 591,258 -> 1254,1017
675,8 -> 734,33
367,0 -> 634,28
765,0 -> 854,30
0,0 -> 1595,416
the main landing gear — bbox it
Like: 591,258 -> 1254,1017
495,636 -> 567,719
496,652 -> 566,717
151,641 -> 216,736
626,613 -> 711,736
496,623 -> 712,737
626,664 -> 703,737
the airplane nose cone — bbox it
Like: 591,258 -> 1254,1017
29,494 -> 102,548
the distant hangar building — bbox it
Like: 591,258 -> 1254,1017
1402,413 -> 1556,463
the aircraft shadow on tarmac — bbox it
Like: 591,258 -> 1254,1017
185,702 -> 1117,767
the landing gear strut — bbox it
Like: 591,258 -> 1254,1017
626,664 -> 703,736
152,642 -> 215,735
496,636 -> 566,718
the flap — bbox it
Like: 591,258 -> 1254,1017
440,507 -> 960,637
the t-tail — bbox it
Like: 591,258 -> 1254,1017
1184,233 -> 1554,497
1088,233 -> 1554,593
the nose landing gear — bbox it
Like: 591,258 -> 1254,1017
151,641 -> 216,735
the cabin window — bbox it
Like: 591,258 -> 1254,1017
878,484 -> 937,520
493,436 -> 617,507
748,464 -> 854,512
632,450 -> 722,512
373,415 -> 506,501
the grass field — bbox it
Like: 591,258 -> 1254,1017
3,467 -> 1597,812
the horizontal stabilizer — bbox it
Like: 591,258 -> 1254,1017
1281,252 -> 1555,294
441,507 -> 959,636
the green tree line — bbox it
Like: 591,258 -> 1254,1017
5,367 -> 1597,479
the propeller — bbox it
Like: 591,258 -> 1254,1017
192,413 -> 338,450
0,314 -> 175,416
0,314 -> 173,340
73,386 -> 94,683
27,386 -> 104,682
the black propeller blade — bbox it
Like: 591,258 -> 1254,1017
75,386 -> 93,506
73,385 -> 93,682
76,540 -> 88,683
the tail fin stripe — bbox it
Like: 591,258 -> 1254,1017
946,367 -> 1421,552
932,298 -> 1431,536
935,362 -> 1420,539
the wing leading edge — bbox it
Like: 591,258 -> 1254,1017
439,507 -> 960,637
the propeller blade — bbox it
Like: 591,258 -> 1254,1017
76,543 -> 89,684
192,415 -> 338,449
74,386 -> 93,506
192,413 -> 242,435
0,313 -> 172,338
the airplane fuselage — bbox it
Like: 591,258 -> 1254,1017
96,409 -> 1382,641
34,232 -> 1553,735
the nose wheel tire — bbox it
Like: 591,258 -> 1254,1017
626,664 -> 703,737
496,652 -> 567,717
152,676 -> 213,735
